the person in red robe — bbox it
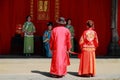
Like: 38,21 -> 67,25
49,17 -> 71,78
78,20 -> 99,77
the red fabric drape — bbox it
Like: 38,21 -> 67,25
0,0 -> 12,54
0,0 -> 30,54
0,0 -> 112,56
60,0 -> 112,56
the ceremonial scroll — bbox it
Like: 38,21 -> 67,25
37,0 -> 50,20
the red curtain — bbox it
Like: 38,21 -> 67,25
60,0 -> 112,56
0,0 -> 112,56
0,0 -> 12,54
0,0 -> 30,54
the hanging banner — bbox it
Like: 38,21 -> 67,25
55,0 -> 59,20
37,0 -> 50,20
30,0 -> 34,19
30,0 -> 59,21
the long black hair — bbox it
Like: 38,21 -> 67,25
86,20 -> 94,28
26,15 -> 31,21
66,18 -> 71,25
47,22 -> 53,26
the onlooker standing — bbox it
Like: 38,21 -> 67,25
22,15 -> 36,56
66,18 -> 75,52
43,22 -> 53,58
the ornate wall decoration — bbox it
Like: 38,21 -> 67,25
30,0 -> 34,18
37,0 -> 50,20
30,0 -> 60,21
55,0 -> 59,20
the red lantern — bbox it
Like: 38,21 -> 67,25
15,24 -> 23,36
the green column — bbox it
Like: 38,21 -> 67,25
108,0 -> 120,56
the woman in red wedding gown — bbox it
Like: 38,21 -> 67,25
78,20 -> 99,77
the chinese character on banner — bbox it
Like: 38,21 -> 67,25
55,0 -> 60,20
37,0 -> 50,20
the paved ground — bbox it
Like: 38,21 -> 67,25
0,58 -> 120,80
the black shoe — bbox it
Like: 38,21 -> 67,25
90,74 -> 94,77
80,74 -> 91,77
50,74 -> 63,78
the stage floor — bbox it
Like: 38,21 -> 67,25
0,58 -> 120,80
